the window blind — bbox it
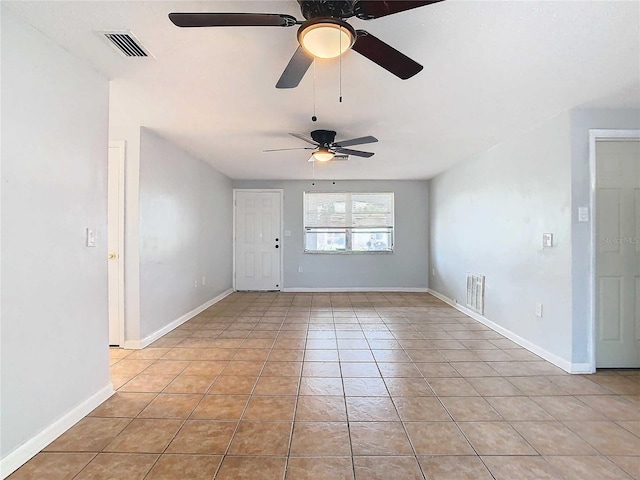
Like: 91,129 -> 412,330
304,192 -> 394,228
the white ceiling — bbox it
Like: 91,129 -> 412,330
6,1 -> 640,180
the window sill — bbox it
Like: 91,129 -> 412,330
304,250 -> 394,254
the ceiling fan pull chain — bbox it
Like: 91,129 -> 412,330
312,59 -> 318,121
339,27 -> 343,103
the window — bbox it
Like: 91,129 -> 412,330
304,192 -> 394,253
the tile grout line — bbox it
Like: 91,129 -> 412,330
143,304 -> 248,480
214,295 -> 290,479
337,306 -> 363,480
280,300 -> 308,480
370,306 -> 428,480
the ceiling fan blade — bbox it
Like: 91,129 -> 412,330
355,1 -> 444,20
333,135 -> 378,148
168,13 -> 298,28
263,147 -> 315,152
276,47 -> 314,89
333,147 -> 375,158
288,132 -> 318,146
352,30 -> 423,80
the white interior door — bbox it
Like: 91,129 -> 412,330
595,139 -> 640,367
234,190 -> 282,291
108,141 -> 125,346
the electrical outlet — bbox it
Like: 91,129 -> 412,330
536,303 -> 543,317
298,266 -> 303,273
194,280 -> 198,288
202,276 -> 206,286
543,233 -> 553,248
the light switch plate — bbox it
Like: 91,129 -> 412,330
86,228 -> 96,247
543,233 -> 553,248
578,207 -> 589,222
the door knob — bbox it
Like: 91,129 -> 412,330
108,253 -> 116,259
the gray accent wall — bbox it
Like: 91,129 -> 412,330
233,180 -> 429,290
138,129 -> 233,339
430,107 -> 640,371
429,112 -> 574,365
1,9 -> 110,460
569,109 -> 640,365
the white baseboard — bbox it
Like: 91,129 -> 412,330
282,287 -> 429,293
427,288 -> 459,306
123,289 -> 233,349
428,289 -> 585,374
569,363 -> 594,374
0,384 -> 114,479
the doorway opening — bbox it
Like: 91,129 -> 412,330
108,140 -> 126,346
590,130 -> 640,369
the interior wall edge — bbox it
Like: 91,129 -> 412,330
0,384 -> 114,479
427,289 -> 583,374
123,288 -> 234,350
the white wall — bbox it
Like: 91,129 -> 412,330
1,7 -> 111,471
429,112 -> 574,368
233,180 -> 429,290
138,129 -> 233,340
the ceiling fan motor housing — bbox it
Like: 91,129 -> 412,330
311,129 -> 337,147
297,0 -> 357,20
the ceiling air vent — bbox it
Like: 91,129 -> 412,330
103,32 -> 148,57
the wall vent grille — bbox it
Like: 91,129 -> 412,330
466,273 -> 485,314
103,32 -> 148,57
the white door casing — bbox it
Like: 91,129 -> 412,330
108,140 -> 126,346
234,190 -> 283,291
595,137 -> 640,368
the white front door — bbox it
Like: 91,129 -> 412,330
108,141 -> 125,346
234,190 -> 282,291
595,139 -> 640,367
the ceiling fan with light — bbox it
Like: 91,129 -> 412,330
264,129 -> 378,162
169,0 -> 443,88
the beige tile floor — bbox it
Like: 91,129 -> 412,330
9,292 -> 640,479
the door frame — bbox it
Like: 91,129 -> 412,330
108,140 -> 126,346
232,189 -> 284,291
588,129 -> 640,371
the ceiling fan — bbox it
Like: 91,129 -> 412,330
169,0 -> 443,88
264,129 -> 378,162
